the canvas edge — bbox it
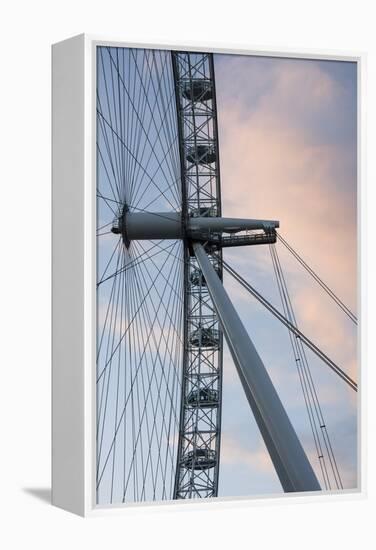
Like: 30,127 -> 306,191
52,33 -> 87,516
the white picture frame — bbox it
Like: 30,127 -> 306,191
52,33 -> 364,517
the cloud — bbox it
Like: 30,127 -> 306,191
216,56 -> 357,377
213,56 -> 358,495
216,57 -> 356,300
220,433 -> 275,475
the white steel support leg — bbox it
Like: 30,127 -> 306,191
193,243 -> 321,493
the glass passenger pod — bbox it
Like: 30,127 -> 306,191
187,388 -> 219,408
190,267 -> 205,287
189,205 -> 217,218
189,327 -> 220,348
181,79 -> 213,102
181,448 -> 217,470
190,266 -> 220,287
186,144 -> 216,165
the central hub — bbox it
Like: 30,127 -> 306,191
112,208 -> 184,245
111,203 -> 130,248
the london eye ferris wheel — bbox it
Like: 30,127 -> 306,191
95,46 -> 357,505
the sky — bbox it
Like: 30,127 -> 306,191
214,53 -> 357,496
96,48 -> 358,504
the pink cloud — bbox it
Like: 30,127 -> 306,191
220,433 -> 275,475
217,57 -> 357,384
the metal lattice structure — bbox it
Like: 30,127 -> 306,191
172,52 -> 223,498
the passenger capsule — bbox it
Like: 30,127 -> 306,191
181,79 -> 213,102
181,448 -> 217,470
189,205 -> 217,218
187,388 -> 219,408
190,266 -> 220,287
186,145 -> 216,165
190,267 -> 205,286
189,327 -> 220,348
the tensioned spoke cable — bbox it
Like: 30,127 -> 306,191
139,175 -> 181,212
131,238 -> 181,499
154,50 -> 181,180
96,47 -> 186,503
97,244 -> 126,362
130,49 -> 180,200
277,233 -> 357,324
97,107 -> 122,201
97,256 -> 140,494
97,189 -> 118,217
128,262 -> 148,499
269,245 -> 332,489
97,109 -> 178,211
148,49 -> 180,172
131,243 -> 182,402
97,220 -> 115,233
97,238 -> 122,285
151,277 -> 183,500
97,141 -> 122,205
97,247 -> 183,489
128,256 -> 139,500
96,194 -> 183,226
97,97 -> 122,202
123,244 -> 169,499
119,47 -> 127,202
131,243 -> 183,397
96,192 -> 122,206
98,49 -> 123,197
131,265 -> 181,499
275,243 -> 344,488
220,257 -> 357,392
110,251 -> 128,502
97,240 -> 177,287
131,129 -> 180,212
123,48 -> 135,202
97,269 -> 156,387
131,49 -> 180,209
127,50 -> 173,201
115,48 -> 126,203
129,83 -> 180,208
109,48 -> 125,202
96,241 -> 179,384
128,263 -> 157,497
107,48 -> 179,211
161,268 -> 183,499
122,237 -> 130,499
270,243 -> 343,489
97,247 -> 125,468
132,135 -> 180,211
134,240 -> 184,308
97,191 -> 120,223
121,247 -> 183,499
126,49 -> 152,205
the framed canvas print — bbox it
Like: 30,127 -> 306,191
52,34 -> 361,516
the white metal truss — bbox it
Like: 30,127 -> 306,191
172,52 -> 223,499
